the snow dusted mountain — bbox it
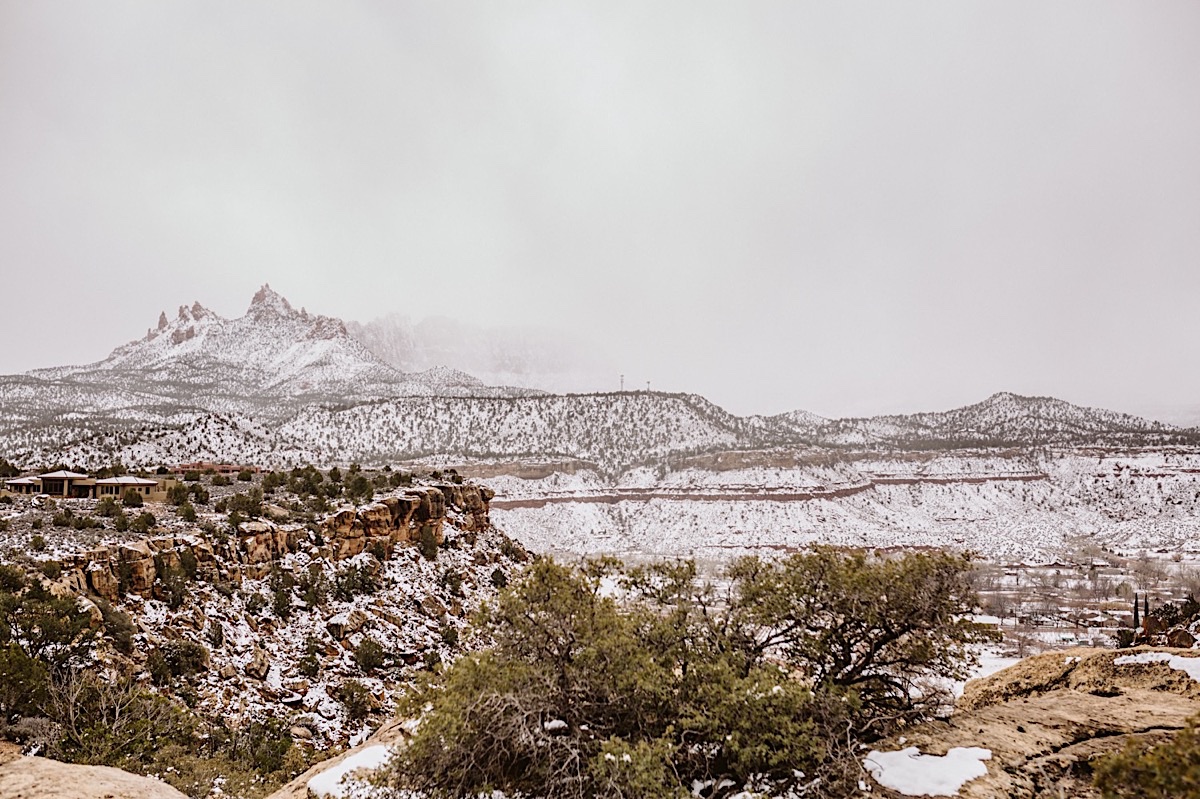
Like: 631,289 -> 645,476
769,392 -> 1197,449
10,285 -> 529,418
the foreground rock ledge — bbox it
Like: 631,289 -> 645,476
868,646 -> 1200,798
0,744 -> 187,799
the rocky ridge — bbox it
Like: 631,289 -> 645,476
6,474 -> 524,756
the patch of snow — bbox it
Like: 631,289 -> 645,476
307,745 -> 392,799
864,746 -> 992,796
1114,652 -> 1200,682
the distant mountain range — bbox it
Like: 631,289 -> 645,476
1,286 -> 1196,470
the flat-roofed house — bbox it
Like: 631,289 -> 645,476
2,471 -> 178,501
95,475 -> 160,498
4,477 -> 40,495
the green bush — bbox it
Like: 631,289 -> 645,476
211,474 -> 231,487
95,497 -> 120,517
333,563 -> 379,601
296,563 -> 329,609
345,474 -> 374,504
245,592 -> 266,615
96,599 -> 136,655
384,549 -> 994,799
417,524 -> 439,561
178,502 -> 197,523
0,579 -> 96,673
130,512 -> 156,534
167,483 -> 190,506
298,635 -> 323,678
334,679 -> 372,722
0,565 -> 25,592
269,565 -> 294,620
440,569 -> 464,597
182,470 -> 201,482
121,489 -> 144,508
236,469 -> 253,482
355,637 -> 386,672
29,534 -> 46,551
1094,717 -> 1200,797
220,489 -> 262,518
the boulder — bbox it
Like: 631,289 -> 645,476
87,564 -> 118,601
245,647 -> 271,681
419,594 -> 447,619
1144,615 -> 1169,636
127,556 -> 159,595
326,609 -> 370,640
1167,627 -> 1196,649
263,504 -> 291,522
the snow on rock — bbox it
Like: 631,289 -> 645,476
306,745 -> 392,798
864,746 -> 992,796
1114,652 -> 1200,682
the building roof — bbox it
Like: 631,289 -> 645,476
95,476 -> 159,486
38,470 -> 89,479
4,477 -> 39,485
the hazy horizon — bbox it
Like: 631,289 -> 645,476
3,2 -> 1199,421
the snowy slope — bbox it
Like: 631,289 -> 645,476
797,392 -> 1193,448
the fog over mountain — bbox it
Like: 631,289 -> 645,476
346,315 -> 616,396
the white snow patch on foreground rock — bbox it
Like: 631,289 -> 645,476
864,746 -> 991,796
306,745 -> 392,798
1114,652 -> 1200,681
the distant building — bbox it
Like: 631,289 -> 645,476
2,471 -> 177,501
174,461 -> 260,476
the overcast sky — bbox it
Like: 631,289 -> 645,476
2,2 -> 1199,420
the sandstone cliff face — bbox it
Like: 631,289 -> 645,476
50,483 -> 492,603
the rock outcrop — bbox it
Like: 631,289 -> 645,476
867,647 -> 1200,798
0,747 -> 188,799
50,484 -> 492,603
320,483 -> 492,560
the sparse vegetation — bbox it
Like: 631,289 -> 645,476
384,549 -> 994,799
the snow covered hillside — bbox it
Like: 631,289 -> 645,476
486,450 -> 1200,561
12,285 -> 532,420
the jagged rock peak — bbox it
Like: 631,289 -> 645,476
177,302 -> 213,323
247,283 -> 296,318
